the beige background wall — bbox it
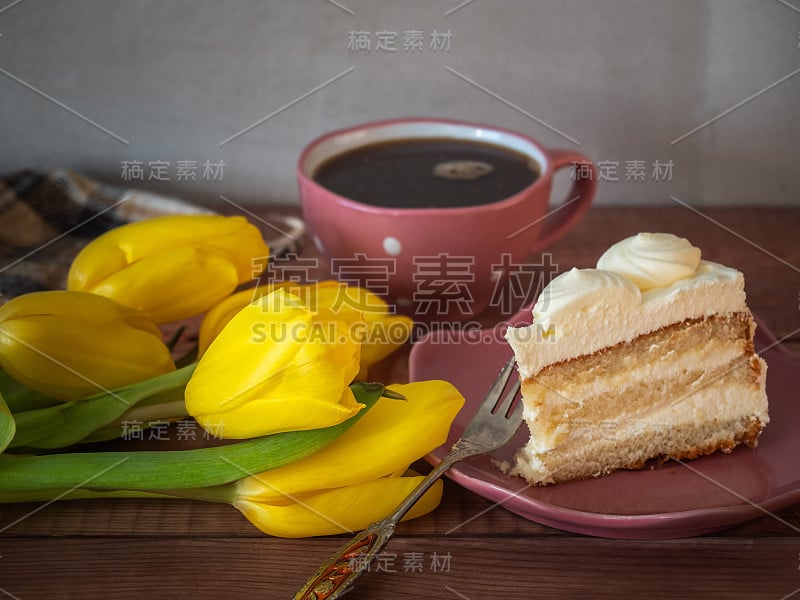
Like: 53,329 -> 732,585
1,0 -> 798,207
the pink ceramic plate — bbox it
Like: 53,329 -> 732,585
409,309 -> 800,539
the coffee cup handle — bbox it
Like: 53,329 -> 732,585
533,149 -> 597,251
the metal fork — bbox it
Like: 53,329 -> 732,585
293,357 -> 523,600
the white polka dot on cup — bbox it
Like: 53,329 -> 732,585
382,236 -> 402,256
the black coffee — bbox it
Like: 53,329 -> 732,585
313,138 -> 539,209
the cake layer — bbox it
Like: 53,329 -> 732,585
521,314 -> 754,452
506,261 -> 746,379
514,413 -> 765,485
513,360 -> 768,485
505,233 -> 769,487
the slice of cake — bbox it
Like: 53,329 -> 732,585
505,233 -> 768,485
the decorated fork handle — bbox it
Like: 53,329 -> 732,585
293,449 -> 469,599
293,518 -> 395,600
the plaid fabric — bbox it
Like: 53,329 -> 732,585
0,170 -> 224,302
0,170 -> 304,304
0,170 -> 132,300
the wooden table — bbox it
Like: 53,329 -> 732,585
2,206 -> 799,599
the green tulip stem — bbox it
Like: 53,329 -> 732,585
108,400 -> 188,428
10,364 -> 197,450
0,488 -> 176,503
106,386 -> 190,427
149,485 -> 236,504
0,382 -> 386,493
0,484 -> 236,505
77,398 -> 190,445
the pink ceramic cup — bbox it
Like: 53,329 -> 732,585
297,118 -> 597,320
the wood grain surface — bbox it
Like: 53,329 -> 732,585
2,206 -> 799,600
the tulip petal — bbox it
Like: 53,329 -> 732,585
186,293 -> 312,417
197,281 -> 404,359
187,291 -> 364,438
67,215 -> 269,323
312,285 -> 413,375
0,294 -> 175,401
197,282 -> 293,355
0,290 -> 160,339
194,386 -> 363,439
234,380 -> 464,502
197,281 -> 413,377
85,247 -> 240,323
234,476 -> 442,538
314,284 -> 384,316
68,215 -> 267,287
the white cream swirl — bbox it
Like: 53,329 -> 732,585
508,234 -> 746,378
596,233 -> 701,291
533,267 -> 641,328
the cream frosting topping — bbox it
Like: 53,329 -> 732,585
506,233 -> 748,379
597,233 -> 701,291
532,268 -> 641,332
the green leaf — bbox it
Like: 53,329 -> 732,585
174,344 -> 198,369
165,325 -> 186,352
0,370 -> 60,413
0,389 -> 16,455
380,388 -> 407,401
10,364 -> 195,450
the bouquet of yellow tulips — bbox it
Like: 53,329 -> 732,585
0,214 -> 464,537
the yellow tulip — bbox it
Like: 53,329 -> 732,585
198,281 -> 413,376
197,281 -> 294,353
185,289 -> 364,439
0,291 -> 175,401
235,476 -> 442,538
232,380 -> 464,537
67,215 -> 269,323
235,381 -> 464,502
313,283 -> 413,379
